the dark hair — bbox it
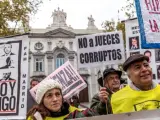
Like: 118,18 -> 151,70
4,43 -> 12,48
27,103 -> 51,120
72,95 -> 78,99
144,50 -> 151,56
132,37 -> 137,40
30,79 -> 39,85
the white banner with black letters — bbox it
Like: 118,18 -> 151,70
0,34 -> 29,119
76,31 -> 125,68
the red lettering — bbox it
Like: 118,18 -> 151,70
155,0 -> 160,10
145,0 -> 153,10
145,0 -> 160,11
149,20 -> 154,32
153,20 -> 159,32
152,0 -> 156,11
149,19 -> 160,32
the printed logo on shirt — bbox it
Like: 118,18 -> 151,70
134,100 -> 160,111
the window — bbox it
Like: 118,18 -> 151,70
35,58 -> 44,71
56,54 -> 65,69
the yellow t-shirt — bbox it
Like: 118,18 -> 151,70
111,85 -> 160,114
27,105 -> 81,120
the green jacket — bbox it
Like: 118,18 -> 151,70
90,93 -> 112,115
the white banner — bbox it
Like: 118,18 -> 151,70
30,61 -> 87,101
76,31 -> 125,68
0,35 -> 29,119
135,0 -> 160,48
139,0 -> 160,43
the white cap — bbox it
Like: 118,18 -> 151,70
35,79 -> 62,104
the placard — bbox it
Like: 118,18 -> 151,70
30,61 -> 87,101
0,34 -> 29,119
76,31 -> 125,68
135,0 -> 160,48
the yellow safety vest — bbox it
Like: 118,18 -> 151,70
111,85 -> 160,114
27,105 -> 81,120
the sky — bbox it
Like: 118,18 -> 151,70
30,0 -> 128,29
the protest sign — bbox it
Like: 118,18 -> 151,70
76,31 -> 125,68
0,34 -> 29,119
125,18 -> 160,83
30,61 -> 87,101
135,0 -> 160,48
77,109 -> 160,120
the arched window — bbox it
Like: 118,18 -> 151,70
56,54 -> 65,69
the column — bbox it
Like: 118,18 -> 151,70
47,41 -> 52,51
69,41 -> 73,50
46,52 -> 53,75
68,55 -> 74,66
47,41 -> 53,74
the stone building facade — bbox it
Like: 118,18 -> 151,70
28,8 -> 118,103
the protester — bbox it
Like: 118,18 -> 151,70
27,79 -> 98,120
27,79 -> 40,112
111,54 -> 160,114
90,68 -> 124,115
70,95 -> 80,108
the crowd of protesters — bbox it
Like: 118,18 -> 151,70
27,54 -> 160,119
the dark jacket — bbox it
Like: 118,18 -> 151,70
27,89 -> 37,112
90,93 -> 112,115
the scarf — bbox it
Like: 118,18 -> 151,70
50,102 -> 70,117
